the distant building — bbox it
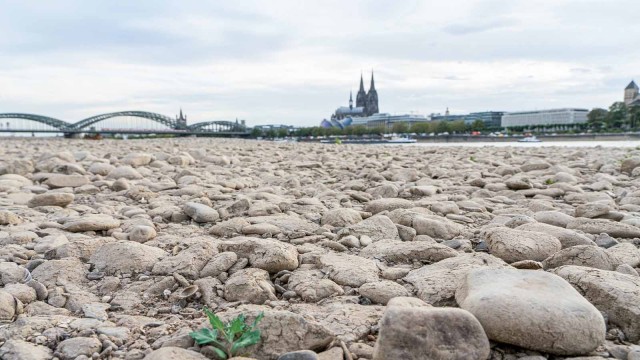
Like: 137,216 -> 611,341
175,109 -> 187,129
625,80 -> 640,107
464,111 -> 505,128
331,73 -> 379,120
351,113 -> 428,130
501,108 -> 588,128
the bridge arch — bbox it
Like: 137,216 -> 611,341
71,111 -> 178,130
188,120 -> 245,132
0,113 -> 71,130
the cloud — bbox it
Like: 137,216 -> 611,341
0,0 -> 639,127
442,19 -> 517,35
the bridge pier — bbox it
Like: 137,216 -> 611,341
63,132 -> 81,139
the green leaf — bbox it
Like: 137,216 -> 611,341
204,308 -> 225,333
211,346 -> 228,360
227,315 -> 245,340
230,330 -> 261,354
250,312 -> 264,330
190,328 -> 218,345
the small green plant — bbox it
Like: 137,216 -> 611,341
190,308 -> 264,359
469,156 -> 476,162
545,178 -> 555,185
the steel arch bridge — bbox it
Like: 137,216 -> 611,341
0,113 -> 71,130
70,111 -> 179,130
0,111 -> 250,136
187,120 -> 244,132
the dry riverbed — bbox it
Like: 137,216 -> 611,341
1,138 -> 640,360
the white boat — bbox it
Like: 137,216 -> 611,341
518,136 -> 541,143
386,136 -> 417,144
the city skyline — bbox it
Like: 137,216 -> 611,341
1,1 -> 639,127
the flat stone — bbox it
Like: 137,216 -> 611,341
319,252 -> 379,287
567,218 -> 640,238
55,337 -> 102,359
373,297 -> 490,360
28,192 -> 75,207
552,265 -> 640,342
484,227 -> 561,263
456,268 -> 605,355
62,215 -> 121,232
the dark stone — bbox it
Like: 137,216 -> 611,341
475,241 -> 489,252
442,239 -> 462,249
595,233 -> 618,249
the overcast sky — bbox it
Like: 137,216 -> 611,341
1,0 -> 638,127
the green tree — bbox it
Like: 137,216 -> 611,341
250,127 -> 263,138
436,121 -> 450,134
410,122 -> 429,134
607,102 -> 628,129
265,129 -> 276,138
391,122 -> 409,134
629,106 -> 640,130
352,125 -> 367,136
471,120 -> 485,132
277,128 -> 289,138
449,120 -> 466,133
587,108 -> 608,131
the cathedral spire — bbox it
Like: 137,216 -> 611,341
370,71 -> 376,91
359,73 -> 365,92
349,91 -> 353,109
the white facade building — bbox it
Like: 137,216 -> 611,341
350,113 -> 428,128
501,108 -> 588,128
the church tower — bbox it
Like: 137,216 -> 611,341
356,74 -> 367,109
176,109 -> 187,129
365,72 -> 379,116
349,91 -> 353,109
625,80 -> 639,105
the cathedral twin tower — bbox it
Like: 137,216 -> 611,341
354,72 -> 379,116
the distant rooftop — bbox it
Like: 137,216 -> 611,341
627,80 -> 638,90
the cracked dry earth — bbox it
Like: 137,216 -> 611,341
1,138 -> 640,360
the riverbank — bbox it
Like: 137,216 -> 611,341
0,138 -> 639,359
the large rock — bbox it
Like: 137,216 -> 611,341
152,242 -> 217,278
484,227 -> 561,263
567,218 -> 640,238
552,265 -> 640,342
224,268 -> 276,304
404,253 -> 509,306
220,237 -> 298,273
200,252 -> 238,278
44,174 -> 88,188
0,210 -> 21,225
55,337 -> 102,359
107,166 -> 143,180
542,245 -> 618,270
183,202 -> 219,223
144,347 -> 208,360
344,215 -> 400,242
28,192 -> 74,207
321,208 -> 362,227
621,157 -> 640,174
516,222 -> 595,248
359,240 -> 458,264
364,198 -> 413,214
62,215 -> 121,232
319,253 -> 379,287
122,153 -> 153,167
31,258 -> 87,288
532,211 -> 575,228
607,242 -> 640,267
373,297 -> 490,360
287,270 -> 344,302
0,339 -> 52,360
359,281 -> 410,305
0,290 -> 21,322
456,268 -> 605,355
89,241 -> 168,275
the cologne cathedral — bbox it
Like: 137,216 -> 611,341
332,73 -> 379,120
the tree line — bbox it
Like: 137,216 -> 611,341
250,101 -> 640,139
